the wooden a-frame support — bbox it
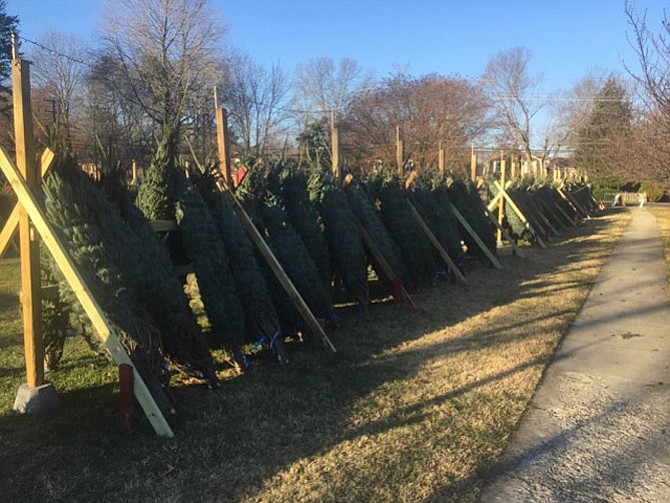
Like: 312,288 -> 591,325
406,201 -> 468,285
213,94 -> 336,352
482,206 -> 527,258
1,150 -> 56,259
353,217 -> 416,309
448,202 -> 503,270
0,148 -> 174,437
559,187 -> 589,218
487,180 -> 547,249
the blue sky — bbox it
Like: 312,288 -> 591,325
9,0 -> 659,91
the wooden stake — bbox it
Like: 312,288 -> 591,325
438,140 -> 445,177
0,147 -> 173,437
449,202 -> 503,270
353,218 -> 416,308
331,112 -> 340,183
470,149 -> 477,182
12,57 -> 43,388
214,88 -> 232,186
407,201 -> 467,284
497,153 -> 506,244
396,125 -> 404,177
510,156 -> 516,180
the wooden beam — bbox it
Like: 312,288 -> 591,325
353,218 -> 416,308
497,154 -> 506,243
1,149 -> 56,260
214,88 -> 232,186
0,207 -> 19,258
492,180 -> 547,249
470,149 -> 477,182
331,112 -> 340,183
220,186 -> 336,352
13,57 -> 43,388
558,187 -> 588,218
407,201 -> 467,284
448,202 -> 503,270
483,207 -> 527,258
438,141 -> 445,178
396,125 -> 404,177
0,146 -> 174,437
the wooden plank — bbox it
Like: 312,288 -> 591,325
558,187 -> 588,218
331,114 -> 340,183
1,149 -> 56,260
438,141 -> 445,178
492,180 -> 547,249
483,207 -> 527,258
552,201 -> 577,227
214,88 -> 232,186
396,125 -> 404,177
220,186 -> 336,352
407,201 -> 467,285
449,202 -> 503,270
497,155 -> 506,243
0,206 -> 20,258
404,170 -> 417,190
0,147 -> 174,437
353,218 -> 416,308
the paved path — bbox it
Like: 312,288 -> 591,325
479,208 -> 670,503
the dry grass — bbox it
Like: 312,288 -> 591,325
647,204 -> 670,283
0,209 -> 629,503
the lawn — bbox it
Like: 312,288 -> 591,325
0,209 -> 629,503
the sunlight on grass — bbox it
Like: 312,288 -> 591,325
0,210 -> 630,502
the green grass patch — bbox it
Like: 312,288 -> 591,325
0,209 -> 629,502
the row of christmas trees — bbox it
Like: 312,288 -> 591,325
39,133 -> 593,414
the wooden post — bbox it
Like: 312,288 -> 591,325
490,180 -> 547,249
396,125 -> 404,177
214,88 -> 232,186
13,55 -> 44,388
470,147 -> 477,182
510,156 -> 516,180
438,140 -> 445,177
331,111 -> 340,183
497,153 -> 506,244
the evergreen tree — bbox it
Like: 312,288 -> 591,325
136,132 -> 177,221
575,77 -> 633,183
0,0 -> 19,118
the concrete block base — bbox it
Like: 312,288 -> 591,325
13,382 -> 59,414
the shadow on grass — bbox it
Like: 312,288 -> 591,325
0,213 -> 626,502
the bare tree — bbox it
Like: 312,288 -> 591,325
222,51 -> 290,159
340,73 -> 493,171
99,0 -> 224,144
30,31 -> 89,141
481,47 -> 545,164
293,57 -> 373,124
625,2 -> 670,189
